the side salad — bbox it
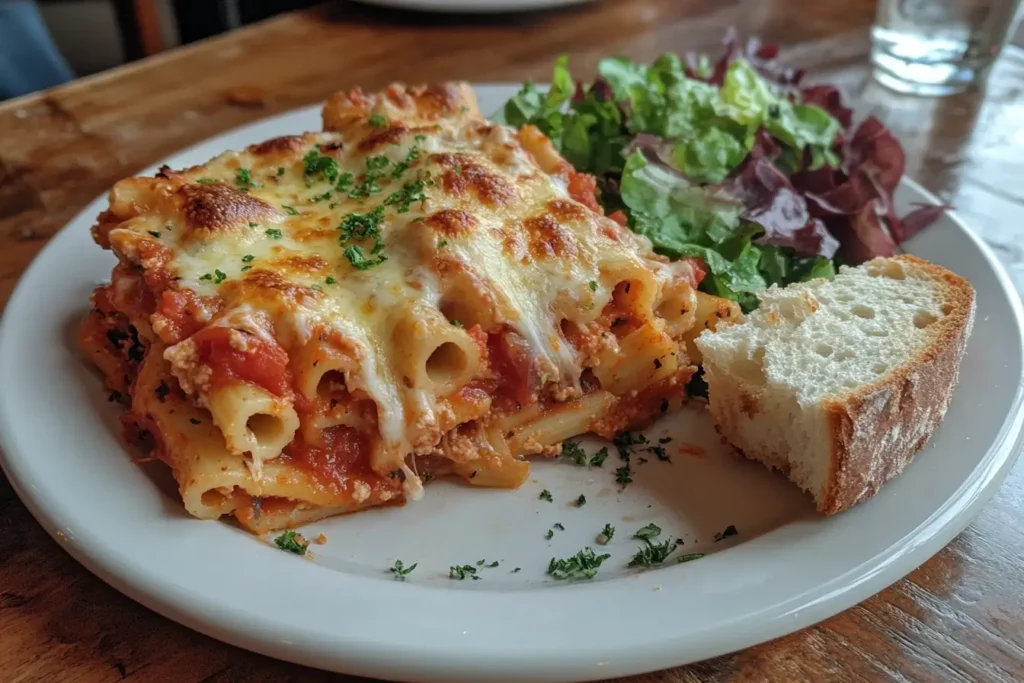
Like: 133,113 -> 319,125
499,33 -> 944,311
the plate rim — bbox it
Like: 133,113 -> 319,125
2,90 -> 1023,683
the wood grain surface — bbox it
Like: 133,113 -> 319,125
2,1 -> 1024,681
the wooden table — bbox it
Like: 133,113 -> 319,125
2,1 -> 1023,681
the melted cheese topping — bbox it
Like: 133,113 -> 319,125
95,82 -> 696,498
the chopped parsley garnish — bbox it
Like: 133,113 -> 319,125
553,522 -> 565,531
415,134 -> 427,142
325,276 -> 337,285
560,439 -> 588,466
589,279 -> 598,292
382,177 -> 427,213
437,239 -> 449,248
613,431 -> 649,461
474,559 -> 499,568
576,494 -> 587,507
628,538 -> 683,568
344,246 -> 387,270
338,205 -> 387,269
196,177 -> 216,185
597,523 -> 615,545
714,524 -> 739,542
614,464 -> 633,487
335,171 -> 354,192
248,221 -> 259,228
389,559 -> 417,580
310,284 -> 323,292
513,567 -> 521,573
545,529 -> 554,540
339,204 -> 385,242
198,273 -> 212,281
614,431 -> 670,464
212,269 -> 227,284
547,547 -> 611,581
265,228 -> 283,239
539,489 -> 553,502
276,167 -> 285,176
633,523 -> 662,540
241,265 -> 252,272
390,144 -> 422,179
303,148 -> 340,185
649,445 -> 670,462
241,254 -> 254,263
677,553 -> 705,563
235,167 -> 257,192
274,530 -> 308,555
282,206 -> 299,216
588,447 -> 608,467
349,155 -> 390,198
147,230 -> 161,238
311,191 -> 333,203
189,418 -> 200,425
449,564 -> 479,580
368,113 -> 388,128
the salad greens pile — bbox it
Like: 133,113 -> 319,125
499,35 -> 943,311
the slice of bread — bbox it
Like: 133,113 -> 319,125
695,255 -> 975,514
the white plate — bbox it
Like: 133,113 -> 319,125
352,0 -> 597,12
1,85 -> 1023,683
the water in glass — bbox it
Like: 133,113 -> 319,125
872,0 -> 1023,95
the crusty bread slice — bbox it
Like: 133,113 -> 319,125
695,255 -> 975,514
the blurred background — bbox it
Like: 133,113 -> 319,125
36,0 -> 321,76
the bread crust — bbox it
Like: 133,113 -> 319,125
701,255 -> 976,515
818,255 -> 975,513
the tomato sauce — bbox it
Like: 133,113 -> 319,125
190,326 -> 292,396
282,426 -> 396,499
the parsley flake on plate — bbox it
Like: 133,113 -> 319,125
539,489 -> 553,502
633,523 -> 662,540
547,547 -> 611,581
576,494 -> 587,507
597,523 -> 615,545
588,447 -> 609,467
389,559 -> 417,580
449,564 -> 479,580
560,439 -> 588,466
629,537 -> 682,568
714,524 -> 739,542
369,113 -> 389,128
274,530 -> 308,555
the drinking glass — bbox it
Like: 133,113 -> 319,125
872,0 -> 1023,95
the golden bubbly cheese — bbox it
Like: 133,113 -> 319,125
84,82 -> 707,527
